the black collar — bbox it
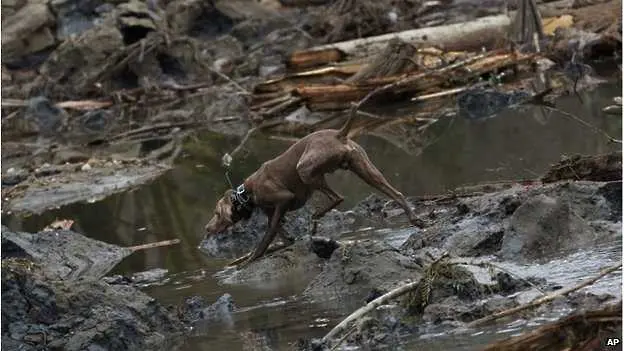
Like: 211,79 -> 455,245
230,184 -> 254,221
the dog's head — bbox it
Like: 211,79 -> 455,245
204,189 -> 237,235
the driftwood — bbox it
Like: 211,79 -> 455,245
226,242 -> 291,267
541,152 -> 622,183
321,253 -> 449,346
128,239 -> 181,252
483,301 -> 622,351
275,50 -> 535,111
467,261 -> 622,328
300,0 -> 580,60
320,255 -> 620,348
346,38 -> 418,83
306,15 -> 512,57
511,0 -> 545,49
322,280 -> 421,345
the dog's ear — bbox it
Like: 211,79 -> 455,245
223,189 -> 234,205
217,190 -> 234,221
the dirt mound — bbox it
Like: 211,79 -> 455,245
1,226 -> 131,281
541,152 -> 622,183
500,193 -> 597,261
303,240 -> 422,302
199,205 -> 314,259
215,237 -> 327,286
1,260 -> 185,351
199,203 -> 357,259
399,180 -> 621,260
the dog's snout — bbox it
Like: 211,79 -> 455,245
204,223 -> 213,234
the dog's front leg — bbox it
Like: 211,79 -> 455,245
238,204 -> 287,269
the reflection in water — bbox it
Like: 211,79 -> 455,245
3,79 -> 622,350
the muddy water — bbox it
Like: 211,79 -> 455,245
4,78 -> 622,350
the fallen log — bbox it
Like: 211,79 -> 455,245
298,15 -> 512,58
288,0 -> 589,69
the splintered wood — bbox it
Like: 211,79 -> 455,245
251,44 -> 537,113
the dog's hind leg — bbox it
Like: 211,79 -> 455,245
347,143 -> 425,228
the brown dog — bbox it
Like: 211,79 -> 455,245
205,115 -> 425,268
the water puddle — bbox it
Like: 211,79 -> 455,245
3,77 -> 622,350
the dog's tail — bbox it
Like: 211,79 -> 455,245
336,106 -> 357,142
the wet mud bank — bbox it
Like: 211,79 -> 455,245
205,152 -> 622,349
1,152 -> 621,350
1,226 -> 238,351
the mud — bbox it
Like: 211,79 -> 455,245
178,293 -> 236,327
0,225 -> 248,351
1,0 -> 622,349
210,157 -> 621,350
215,237 -> 327,286
303,239 -> 423,302
2,0 -> 621,219
199,202 -> 357,259
1,257 -> 186,351
2,225 -> 132,281
3,162 -> 170,215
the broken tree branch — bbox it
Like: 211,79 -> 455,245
544,106 -> 623,144
307,15 -> 512,56
466,261 -> 622,328
128,238 -> 181,252
321,253 -> 449,346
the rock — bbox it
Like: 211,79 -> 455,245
216,238 -> 325,285
81,163 -> 92,171
53,149 -> 91,165
1,260 -> 184,351
165,0 -> 227,36
345,305 -> 410,350
1,226 -> 131,281
39,17 -> 124,96
351,193 -> 387,219
101,275 -> 132,285
441,217 -> 505,257
199,294 -> 235,324
603,104 -> 622,115
422,296 -> 475,324
130,268 -> 168,285
2,3 -> 56,61
309,236 -> 340,259
213,57 -> 235,75
199,206 -> 313,259
118,1 -> 158,32
179,294 -> 235,325
500,194 -> 597,261
303,240 -> 421,302
2,168 -> 29,186
50,0 -> 105,40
